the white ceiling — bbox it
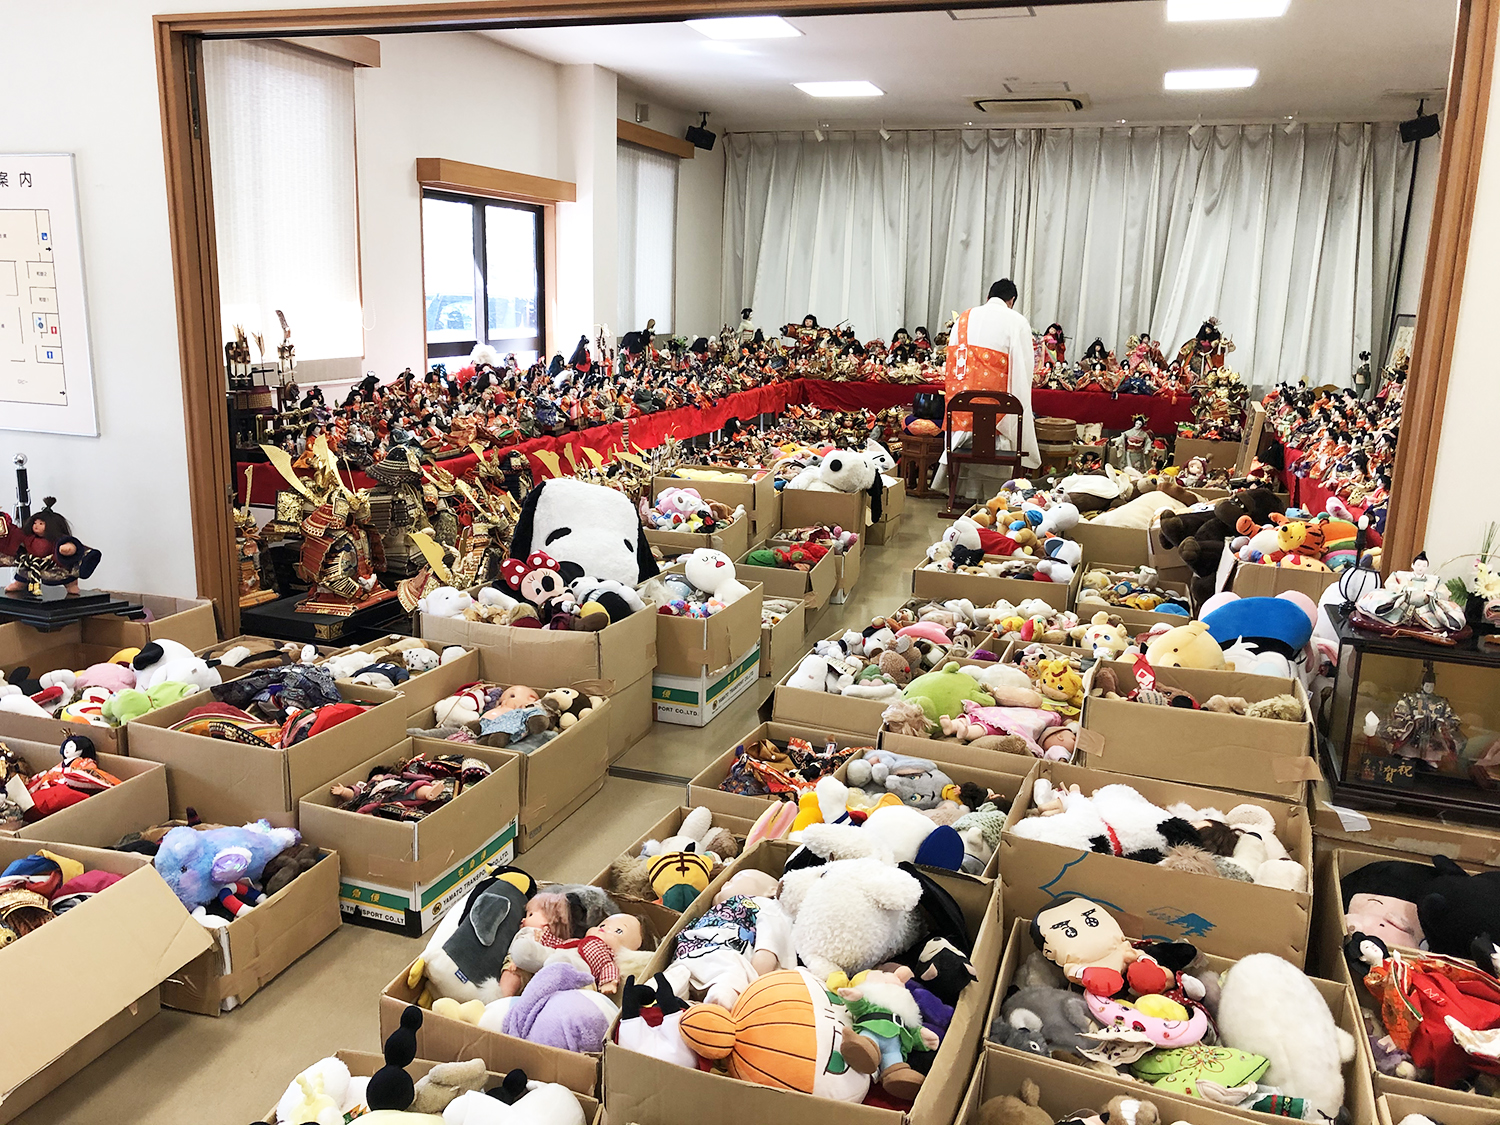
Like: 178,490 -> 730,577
483,1 -> 1454,132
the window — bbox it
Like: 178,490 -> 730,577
203,39 -> 363,367
423,191 -> 544,365
617,142 -> 679,334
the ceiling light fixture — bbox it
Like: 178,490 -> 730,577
813,127 -> 826,142
685,15 -> 801,39
879,123 -> 892,141
1188,117 -> 1204,136
794,81 -> 885,98
1284,117 -> 1298,133
1164,68 -> 1259,91
1166,0 -> 1291,21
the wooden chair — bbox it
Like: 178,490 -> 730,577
943,390 -> 1025,517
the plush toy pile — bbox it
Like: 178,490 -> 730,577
404,867 -> 655,1055
0,848 -> 126,943
416,682 -> 603,754
320,638 -> 468,690
925,488 -> 1082,585
329,750 -> 493,821
605,806 -> 743,911
1011,777 -> 1309,890
0,736 -> 121,827
1090,655 -> 1304,722
165,662 -> 373,749
879,661 -> 1082,763
761,596 -> 802,630
785,621 -> 949,703
777,438 -> 896,522
618,836 -> 980,1106
1078,567 -> 1190,617
0,638 -> 250,728
989,897 -> 1354,1120
639,548 -> 753,618
718,735 -> 866,801
273,1017 -> 589,1123
639,486 -> 745,534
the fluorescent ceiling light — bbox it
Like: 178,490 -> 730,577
686,16 -> 801,39
1164,68 -> 1259,91
795,81 -> 884,98
1167,0 -> 1290,20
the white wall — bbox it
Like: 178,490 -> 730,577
1424,101 -> 1500,569
556,64 -> 620,351
355,33 -> 562,377
617,91 -> 726,338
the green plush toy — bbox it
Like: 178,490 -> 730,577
901,662 -> 993,722
745,548 -> 779,568
1131,1044 -> 1269,1097
101,681 -> 198,726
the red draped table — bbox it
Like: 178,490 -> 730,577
1279,446 -> 1367,521
236,379 -> 1197,504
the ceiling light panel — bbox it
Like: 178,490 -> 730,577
1167,0 -> 1291,21
685,15 -> 801,39
794,81 -> 885,98
1164,68 -> 1259,90
947,6 -> 1036,18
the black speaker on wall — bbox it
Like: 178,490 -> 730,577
685,112 -> 717,151
1400,100 -> 1440,143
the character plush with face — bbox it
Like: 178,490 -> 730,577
500,551 -> 573,615
509,478 -> 660,589
1030,896 -> 1197,1000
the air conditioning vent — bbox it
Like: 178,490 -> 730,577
974,95 -> 1089,115
1003,80 -> 1072,97
948,6 -> 1036,17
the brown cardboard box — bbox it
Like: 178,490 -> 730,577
646,509 -> 752,563
606,670 -> 654,761
321,636 -> 480,720
1377,1094 -> 1495,1125
0,839 -> 211,1122
127,683 -> 407,827
1175,436 -> 1242,471
605,839 -> 1001,1125
422,599 -> 657,694
410,669 -> 612,852
912,560 -> 1079,611
835,537 -> 863,600
1146,521 -> 1193,584
738,544 -> 836,611
779,487 -> 867,534
866,510 -> 903,545
1232,560 -> 1338,603
760,598 -> 807,680
881,476 -> 906,522
298,741 -> 521,935
0,735 -> 168,847
770,634 -> 900,736
1082,660 -> 1316,800
1002,760 -> 1314,964
256,1051 -> 601,1124
1076,565 -> 1193,632
687,721 -> 880,822
87,591 -> 219,650
987,917 -> 1377,1125
655,468 -> 780,542
164,845 -> 341,1015
1310,792 -> 1500,866
1073,520 -> 1152,568
0,621 -> 142,756
655,584 -> 764,679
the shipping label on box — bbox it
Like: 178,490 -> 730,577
340,821 -> 518,936
653,644 -> 760,727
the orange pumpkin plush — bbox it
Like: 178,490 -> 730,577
678,969 -> 872,1102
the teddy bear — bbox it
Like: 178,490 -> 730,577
538,687 -> 601,730
418,586 -> 474,618
1074,611 -> 1130,659
1144,621 -> 1225,669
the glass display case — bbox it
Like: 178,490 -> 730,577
1323,606 -> 1500,822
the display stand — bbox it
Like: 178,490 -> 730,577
239,592 -> 412,646
0,587 -> 145,631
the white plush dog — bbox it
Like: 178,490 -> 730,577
777,856 -> 924,979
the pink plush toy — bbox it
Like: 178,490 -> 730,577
896,622 -> 952,645
76,662 -> 136,693
950,702 -> 1064,757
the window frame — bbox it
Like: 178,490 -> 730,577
421,187 -> 545,362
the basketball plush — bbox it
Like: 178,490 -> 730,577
677,969 -> 871,1103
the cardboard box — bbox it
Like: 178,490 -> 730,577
912,560 -> 1079,612
422,599 -> 657,694
646,509 -> 752,563
298,741 -> 521,935
605,839 -> 1001,1125
738,544 -> 836,611
769,637 -> 896,737
1175,436 -> 1242,471
591,805 -> 758,910
1076,566 -> 1193,632
0,735 -> 168,847
655,468 -> 780,542
1232,560 -> 1338,603
687,721 -> 879,822
834,537 -> 863,601
1082,660 -> 1316,800
1378,1093 -> 1496,1125
0,621 -> 142,756
866,510 -> 903,545
1146,521 -> 1193,584
0,839 -> 211,1122
88,590 -> 219,650
411,680 -> 611,853
760,598 -> 807,680
127,683 -> 407,828
1309,793 -> 1500,866
779,487 -> 867,535
1073,520 -> 1151,568
882,476 -> 907,522
164,845 -> 341,1015
256,1051 -> 600,1124
606,670 -> 654,762
322,636 -> 481,721
655,584 -> 763,682
654,643 -> 760,727
876,730 -> 1057,782
987,917 -> 1377,1125
1002,760 -> 1314,964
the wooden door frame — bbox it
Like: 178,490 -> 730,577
156,0 -> 1483,636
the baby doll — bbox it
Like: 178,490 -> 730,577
508,910 -> 645,996
499,892 -> 573,997
662,869 -> 795,1007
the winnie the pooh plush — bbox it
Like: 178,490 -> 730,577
1144,621 -> 1225,670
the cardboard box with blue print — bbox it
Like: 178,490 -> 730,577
652,580 -> 763,727
1000,759 -> 1314,965
0,838 -> 211,1124
297,740 -> 521,936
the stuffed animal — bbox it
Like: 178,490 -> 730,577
1341,856 -> 1500,965
993,982 -> 1097,1059
442,1078 -> 586,1125
1029,895 -> 1197,1000
1144,621 -> 1225,670
419,587 -> 474,618
509,479 -> 659,589
846,750 -> 956,810
499,961 -> 618,1053
677,969 -> 872,1102
976,1079 -> 1052,1125
682,548 -> 752,606
836,967 -> 940,1098
538,687 -> 601,730
153,820 -> 300,909
411,868 -> 540,1005
1011,779 -> 1202,864
660,868 -> 794,1006
1076,612 -> 1130,659
777,856 -> 924,979
902,662 -> 995,723
617,973 -> 698,1069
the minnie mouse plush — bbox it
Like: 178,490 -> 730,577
501,552 -> 575,618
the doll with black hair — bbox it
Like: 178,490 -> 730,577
0,498 -> 101,598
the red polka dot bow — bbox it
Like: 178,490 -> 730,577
501,551 -> 560,589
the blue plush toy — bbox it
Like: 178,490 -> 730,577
154,820 -> 300,909
1201,595 -> 1314,655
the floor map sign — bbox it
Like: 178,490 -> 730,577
0,154 -> 98,435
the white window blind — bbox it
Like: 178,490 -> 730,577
203,39 -> 362,366
617,142 -> 678,334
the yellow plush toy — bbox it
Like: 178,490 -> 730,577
1145,621 -> 1225,670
